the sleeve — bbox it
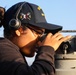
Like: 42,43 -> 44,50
31,46 -> 55,75
0,44 -> 55,75
16,46 -> 55,75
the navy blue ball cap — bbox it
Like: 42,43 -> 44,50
4,1 -> 62,33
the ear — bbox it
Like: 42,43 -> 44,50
15,30 -> 21,36
15,27 -> 24,36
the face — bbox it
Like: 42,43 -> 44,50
13,26 -> 40,57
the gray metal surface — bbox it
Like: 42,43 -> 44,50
55,54 -> 76,75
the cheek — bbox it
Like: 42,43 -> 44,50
20,38 -> 38,57
22,40 -> 38,56
18,31 -> 37,47
22,34 -> 37,46
18,29 -> 38,56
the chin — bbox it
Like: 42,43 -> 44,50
29,52 -> 36,57
22,52 -> 35,57
25,54 -> 35,57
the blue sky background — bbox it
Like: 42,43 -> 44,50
0,0 -> 76,65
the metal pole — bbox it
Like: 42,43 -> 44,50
61,30 -> 76,33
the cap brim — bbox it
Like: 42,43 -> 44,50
29,22 -> 62,34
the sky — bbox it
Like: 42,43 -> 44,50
0,0 -> 76,65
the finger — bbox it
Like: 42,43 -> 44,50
46,33 -> 53,38
52,32 -> 62,38
59,35 -> 72,43
56,34 -> 64,41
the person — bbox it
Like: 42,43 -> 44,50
0,1 -> 71,75
0,6 -> 5,26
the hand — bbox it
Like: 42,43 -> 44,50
40,32 -> 71,51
